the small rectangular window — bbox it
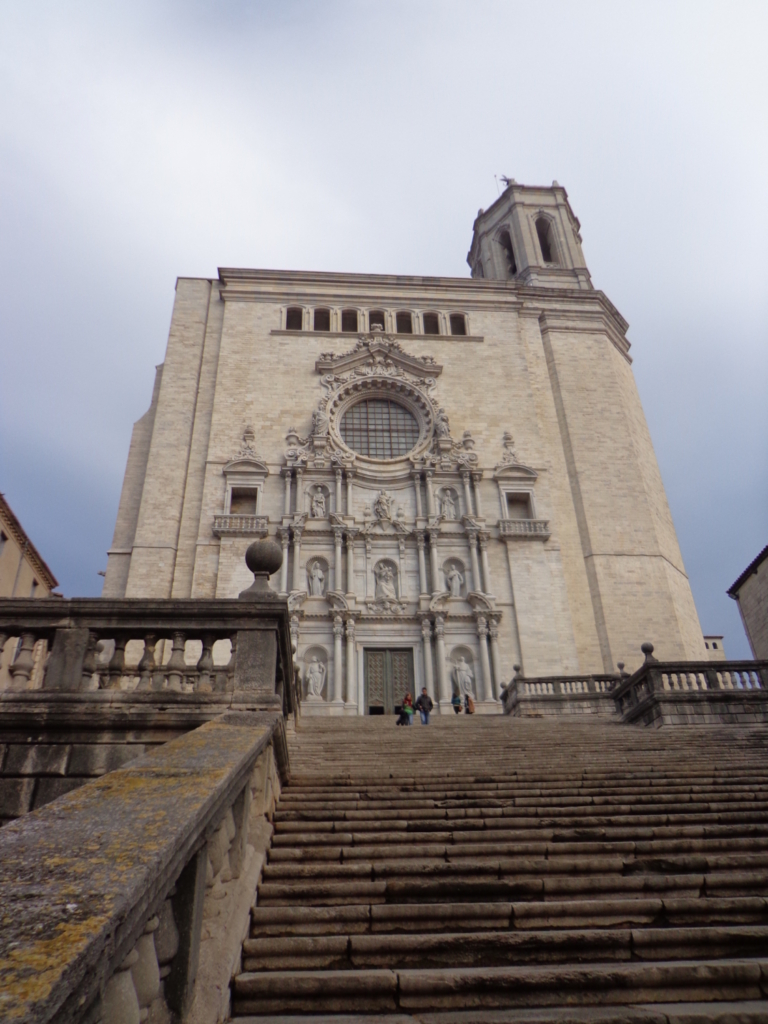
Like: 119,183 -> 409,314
396,312 -> 413,334
313,308 -> 331,331
423,313 -> 440,335
286,307 -> 303,331
30,579 -> 39,598
506,494 -> 532,520
449,313 -> 467,336
230,489 -> 258,515
341,309 -> 358,332
369,310 -> 386,330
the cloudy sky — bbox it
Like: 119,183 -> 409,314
1,1 -> 766,657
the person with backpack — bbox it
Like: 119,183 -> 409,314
415,687 -> 433,725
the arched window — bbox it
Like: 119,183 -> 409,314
535,217 -> 558,264
369,309 -> 386,331
286,307 -> 303,331
313,308 -> 331,331
340,399 -> 419,459
396,312 -> 413,334
422,312 -> 440,335
449,313 -> 467,336
498,230 -> 517,275
341,309 -> 358,332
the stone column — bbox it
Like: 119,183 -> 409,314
292,523 -> 304,592
479,531 -> 493,595
425,470 -> 435,516
333,528 -> 343,593
471,471 -> 484,517
488,619 -> 502,700
416,533 -> 428,596
346,533 -> 355,595
295,468 -> 304,515
335,469 -> 343,513
467,530 -> 482,593
476,616 -> 494,702
421,618 -> 435,701
345,618 -> 356,707
428,528 -> 440,594
333,615 -> 344,704
461,471 -> 474,517
434,614 -> 451,709
412,471 -> 423,518
345,469 -> 354,515
283,469 -> 292,516
278,529 -> 290,594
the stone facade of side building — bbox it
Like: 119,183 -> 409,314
728,545 -> 768,660
102,181 -> 708,715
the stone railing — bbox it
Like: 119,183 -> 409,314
614,646 -> 768,726
501,670 -> 620,717
0,712 -> 287,1024
212,514 -> 269,537
498,518 -> 551,539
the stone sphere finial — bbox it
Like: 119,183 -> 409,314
239,540 -> 283,599
640,642 -> 657,664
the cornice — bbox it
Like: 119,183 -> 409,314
0,494 -> 58,590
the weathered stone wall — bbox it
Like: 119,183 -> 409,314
735,560 -> 768,660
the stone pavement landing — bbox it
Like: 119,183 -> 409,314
230,717 -> 768,1020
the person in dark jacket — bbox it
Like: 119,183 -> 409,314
415,688 -> 433,725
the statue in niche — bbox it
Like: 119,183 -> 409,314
435,408 -> 450,438
308,561 -> 326,597
375,563 -> 398,603
374,491 -> 393,521
306,657 -> 326,698
312,409 -> 329,437
445,564 -> 464,599
311,490 -> 326,518
441,490 -> 457,520
454,656 -> 475,696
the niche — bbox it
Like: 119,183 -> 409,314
437,487 -> 460,520
450,646 -> 476,698
307,483 -> 330,518
442,558 -> 467,599
373,559 -> 400,604
535,217 -> 558,264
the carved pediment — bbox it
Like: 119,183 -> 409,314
316,334 -> 442,379
223,456 -> 269,476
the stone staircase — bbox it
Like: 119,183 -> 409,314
231,716 -> 768,1022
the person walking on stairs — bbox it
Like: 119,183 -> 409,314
396,691 -> 414,725
415,687 -> 433,725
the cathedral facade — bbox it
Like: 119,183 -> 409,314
103,182 -> 707,714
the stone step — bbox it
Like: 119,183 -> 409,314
242,925 -> 768,972
231,959 -> 768,1015
250,897 -> 768,937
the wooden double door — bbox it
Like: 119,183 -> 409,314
364,648 -> 414,715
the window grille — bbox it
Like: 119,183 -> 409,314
314,308 -> 331,331
340,399 -> 419,459
286,307 -> 303,330
423,313 -> 440,335
449,313 -> 466,336
369,310 -> 386,330
341,309 -> 358,332
396,312 -> 413,334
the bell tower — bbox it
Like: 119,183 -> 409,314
467,180 -> 592,290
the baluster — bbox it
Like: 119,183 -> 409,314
226,634 -> 237,692
0,631 -> 8,669
136,634 -> 156,691
131,916 -> 161,1013
155,894 -> 180,984
107,637 -> 127,690
80,631 -> 99,690
9,633 -> 37,688
166,632 -> 187,692
101,948 -> 140,1024
196,635 -> 214,693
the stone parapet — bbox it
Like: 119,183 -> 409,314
0,712 -> 287,1024
501,672 -> 619,717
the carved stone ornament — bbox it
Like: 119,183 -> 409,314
493,431 -> 537,480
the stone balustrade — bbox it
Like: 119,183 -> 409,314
0,596 -> 294,709
497,518 -> 551,539
212,514 -> 269,537
0,711 -> 287,1024
501,670 -> 620,717
613,648 -> 768,726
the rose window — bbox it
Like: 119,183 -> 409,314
340,399 -> 419,459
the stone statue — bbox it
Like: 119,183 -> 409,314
374,491 -> 392,520
311,490 -> 326,518
445,565 -> 464,598
454,656 -> 474,696
375,563 -> 398,602
306,657 -> 326,698
311,409 -> 329,437
441,490 -> 457,520
308,561 -> 325,597
435,408 -> 450,438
